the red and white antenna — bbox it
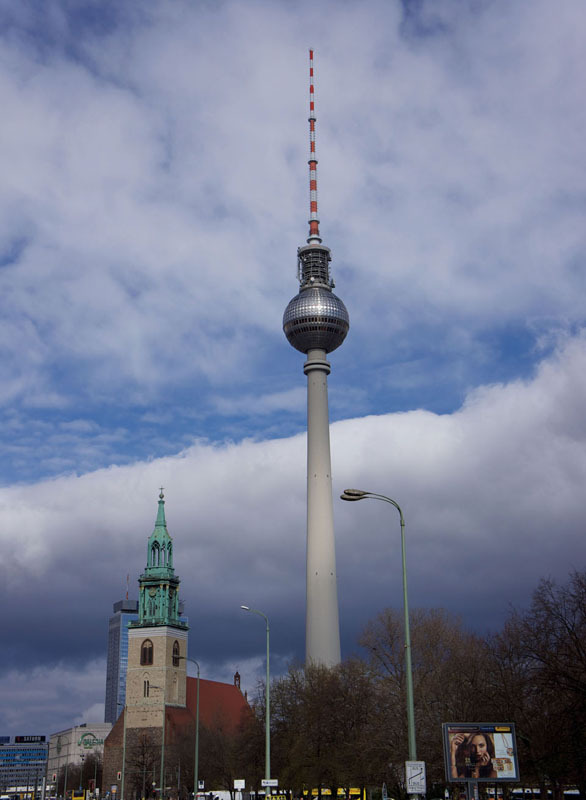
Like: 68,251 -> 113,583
308,49 -> 322,244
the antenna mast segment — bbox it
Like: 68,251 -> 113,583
308,49 -> 321,244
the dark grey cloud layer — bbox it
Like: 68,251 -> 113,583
2,335 -> 586,732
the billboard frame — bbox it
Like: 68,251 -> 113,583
442,722 -> 519,783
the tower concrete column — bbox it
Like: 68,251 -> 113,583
304,348 -> 341,665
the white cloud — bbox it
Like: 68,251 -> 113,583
1,0 -> 585,416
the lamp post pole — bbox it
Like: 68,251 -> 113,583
240,606 -> 270,789
117,703 -> 127,800
159,694 -> 166,800
145,686 -> 165,800
180,657 -> 201,799
340,489 -> 417,762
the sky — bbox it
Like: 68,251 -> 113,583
1,0 -> 586,736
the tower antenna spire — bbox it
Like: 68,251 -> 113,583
308,49 -> 321,244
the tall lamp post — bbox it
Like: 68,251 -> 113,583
149,686 -> 165,800
240,606 -> 270,790
92,751 -> 98,798
180,657 -> 201,799
117,703 -> 127,800
340,489 -> 417,762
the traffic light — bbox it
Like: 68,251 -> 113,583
117,772 -> 122,781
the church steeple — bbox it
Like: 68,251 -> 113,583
133,490 -> 187,629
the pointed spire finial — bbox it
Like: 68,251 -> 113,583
159,487 -> 164,500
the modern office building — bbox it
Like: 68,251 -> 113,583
46,723 -> 112,792
104,599 -> 139,724
283,50 -> 349,667
0,736 -> 48,797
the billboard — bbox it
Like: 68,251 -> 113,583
443,723 -> 519,782
15,735 -> 46,743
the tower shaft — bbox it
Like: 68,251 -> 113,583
305,349 -> 341,665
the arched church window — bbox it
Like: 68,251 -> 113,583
172,640 -> 180,667
141,639 -> 153,666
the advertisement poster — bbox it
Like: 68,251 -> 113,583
442,723 -> 519,782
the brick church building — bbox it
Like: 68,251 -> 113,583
102,491 -> 249,799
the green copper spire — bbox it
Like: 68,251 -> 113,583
132,489 -> 187,630
146,488 -> 174,575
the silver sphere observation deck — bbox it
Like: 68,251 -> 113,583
283,243 -> 349,354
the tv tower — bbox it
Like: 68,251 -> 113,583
283,50 -> 350,667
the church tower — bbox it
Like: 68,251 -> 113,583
125,490 -> 189,728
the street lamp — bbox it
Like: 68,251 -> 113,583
240,606 -> 271,790
148,686 -> 165,800
179,657 -> 201,800
340,489 -> 417,761
117,702 -> 127,800
93,750 -> 98,798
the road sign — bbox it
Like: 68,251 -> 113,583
262,780 -> 279,787
234,780 -> 245,790
406,761 -> 426,794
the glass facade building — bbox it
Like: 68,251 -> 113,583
0,737 -> 48,796
104,599 -> 139,724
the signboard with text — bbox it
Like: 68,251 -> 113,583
443,723 -> 519,782
406,761 -> 426,795
15,735 -> 46,743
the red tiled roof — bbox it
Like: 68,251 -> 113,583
186,676 -> 249,733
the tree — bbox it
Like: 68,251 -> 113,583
360,607 -> 489,795
489,572 -> 586,800
126,732 -> 160,800
269,660 -> 377,796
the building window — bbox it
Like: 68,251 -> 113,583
141,639 -> 153,665
172,640 -> 180,666
144,679 -> 150,697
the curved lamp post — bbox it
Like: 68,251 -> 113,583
240,606 -> 270,790
179,657 -> 201,799
340,489 -> 417,761
146,686 -> 165,800
116,702 -> 126,800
